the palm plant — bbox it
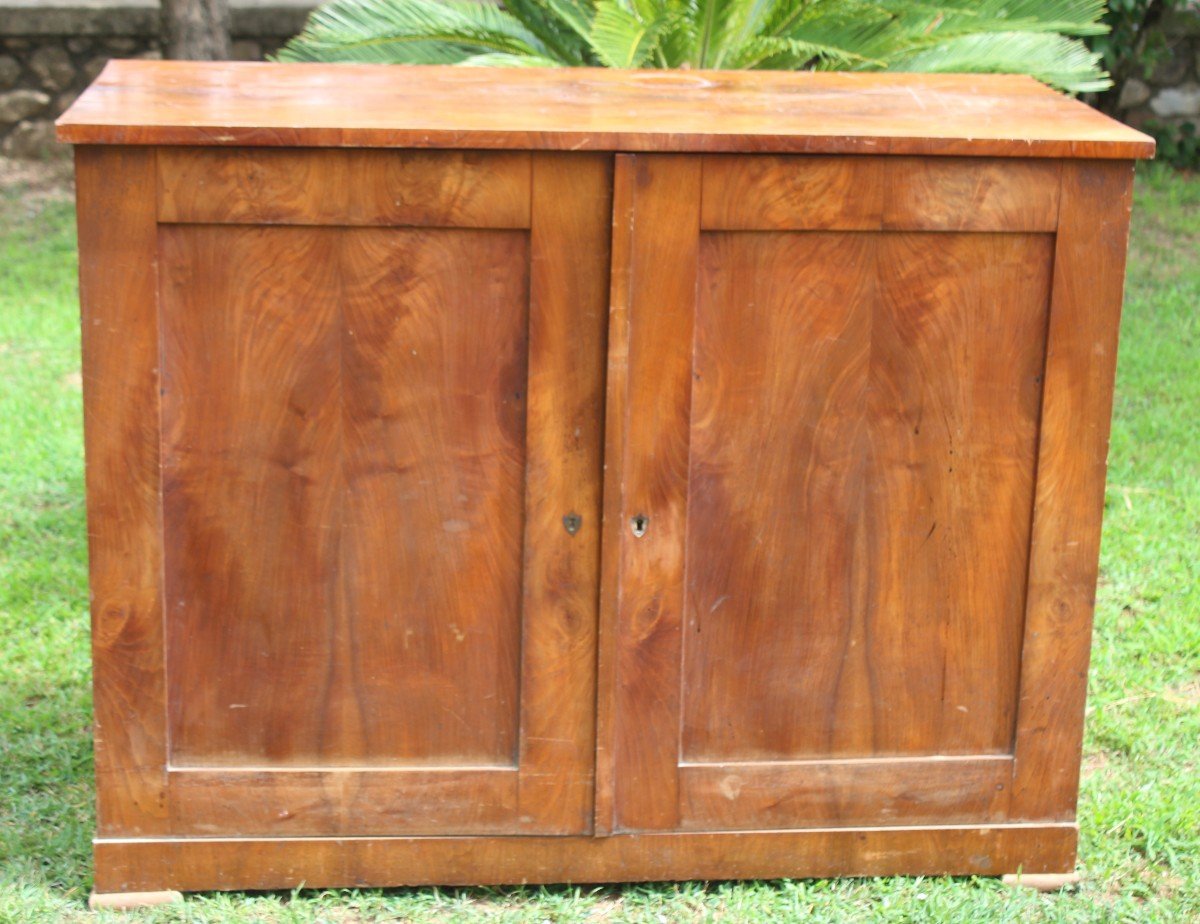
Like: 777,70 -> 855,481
276,0 -> 1112,94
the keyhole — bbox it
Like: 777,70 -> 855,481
631,514 -> 649,538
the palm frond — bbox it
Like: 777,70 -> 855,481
540,0 -> 599,45
501,0 -> 592,64
886,0 -> 1109,37
883,30 -> 1111,93
460,50 -> 569,65
737,34 -> 885,69
746,0 -> 899,68
277,0 -> 549,63
710,0 -> 787,67
590,0 -> 671,67
278,0 -> 1111,93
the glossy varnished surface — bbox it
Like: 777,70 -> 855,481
82,147 -> 612,840
601,154 -> 1069,835
159,223 -> 530,768
58,60 -> 1154,158
682,230 -> 1051,764
77,147 -> 169,837
73,108 -> 1140,885
92,825 -> 1078,892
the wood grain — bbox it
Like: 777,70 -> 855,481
158,148 -> 531,227
678,757 -> 1012,829
516,153 -> 611,832
160,223 -> 529,771
681,230 -> 873,764
602,153 -> 1059,834
593,154 -> 638,837
681,229 -> 1050,765
72,117 -> 1140,884
1010,160 -> 1136,821
76,146 -> 168,836
92,825 -> 1079,892
701,156 -> 1062,231
605,155 -> 701,832
167,768 -> 518,836
59,61 -> 1155,159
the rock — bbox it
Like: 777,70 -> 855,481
0,55 -> 20,90
137,49 -> 163,60
1,119 -> 60,159
84,56 -> 110,83
67,37 -> 92,54
0,4 -> 158,38
231,39 -> 262,60
105,37 -> 139,54
1150,82 -> 1200,119
29,46 -> 75,92
55,89 -> 81,114
233,1 -> 318,40
1118,77 -> 1152,111
0,89 -> 50,123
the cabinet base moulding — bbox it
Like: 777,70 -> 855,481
93,824 -> 1078,893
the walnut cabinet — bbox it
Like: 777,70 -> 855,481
59,61 -> 1154,896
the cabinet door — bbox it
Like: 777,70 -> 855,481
597,154 -> 1131,833
80,147 -> 611,837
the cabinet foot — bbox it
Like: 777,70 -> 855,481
89,890 -> 184,910
1001,872 -> 1081,892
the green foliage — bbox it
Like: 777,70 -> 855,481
2,161 -> 1199,923
1145,119 -> 1200,169
276,0 -> 1112,92
1089,0 -> 1182,107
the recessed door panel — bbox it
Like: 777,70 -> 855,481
161,224 -> 529,768
682,230 -> 1051,763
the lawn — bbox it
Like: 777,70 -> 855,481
0,159 -> 1196,922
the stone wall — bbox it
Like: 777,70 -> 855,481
1117,4 -> 1200,133
0,0 -> 315,157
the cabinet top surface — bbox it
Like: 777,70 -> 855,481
57,60 -> 1153,158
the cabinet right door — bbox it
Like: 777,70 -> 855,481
597,153 -> 1133,834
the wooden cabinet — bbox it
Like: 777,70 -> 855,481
60,61 -> 1153,897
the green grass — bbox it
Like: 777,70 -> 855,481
1,163 -> 1197,922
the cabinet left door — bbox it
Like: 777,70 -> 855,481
77,146 -> 612,838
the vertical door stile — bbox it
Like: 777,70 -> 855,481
599,155 -> 702,833
518,152 -> 612,833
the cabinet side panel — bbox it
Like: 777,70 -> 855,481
1011,161 -> 1136,820
76,145 -> 169,835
